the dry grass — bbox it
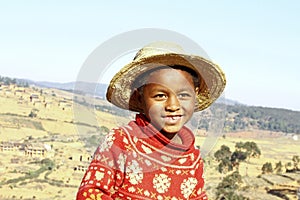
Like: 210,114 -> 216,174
197,135 -> 300,199
0,85 -> 299,200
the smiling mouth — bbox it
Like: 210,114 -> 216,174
163,115 -> 182,123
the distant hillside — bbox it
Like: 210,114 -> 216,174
224,104 -> 300,134
0,75 -> 243,104
94,101 -> 300,135
35,81 -> 107,97
35,81 -> 242,106
0,76 -> 107,98
1,75 -> 300,135
187,102 -> 300,135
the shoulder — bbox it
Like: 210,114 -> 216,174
97,123 -> 138,150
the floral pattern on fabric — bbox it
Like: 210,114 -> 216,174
181,177 -> 198,198
98,131 -> 115,152
153,173 -> 171,193
76,114 -> 207,200
126,160 -> 144,185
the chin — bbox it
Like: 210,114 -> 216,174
162,128 -> 181,134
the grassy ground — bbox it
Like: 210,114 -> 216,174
0,86 -> 299,199
197,135 -> 300,199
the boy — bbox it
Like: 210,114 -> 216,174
76,42 -> 226,199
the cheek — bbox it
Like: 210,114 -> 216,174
146,103 -> 163,116
183,98 -> 195,108
183,100 -> 196,115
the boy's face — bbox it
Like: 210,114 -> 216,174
139,68 -> 196,137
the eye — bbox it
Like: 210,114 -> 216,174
153,93 -> 167,100
178,93 -> 192,99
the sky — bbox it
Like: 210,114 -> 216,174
0,1 -> 300,111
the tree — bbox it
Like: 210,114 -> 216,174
216,171 -> 246,199
41,158 -> 55,170
235,142 -> 244,149
231,150 -> 247,169
214,142 -> 262,176
292,155 -> 300,171
100,125 -> 109,134
274,161 -> 283,174
214,145 -> 234,174
218,158 -> 234,174
235,141 -> 261,161
29,108 -> 39,118
214,145 -> 232,162
11,78 -> 17,84
285,162 -> 294,173
262,162 -> 273,174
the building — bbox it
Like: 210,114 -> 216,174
0,142 -> 23,152
24,143 -> 47,157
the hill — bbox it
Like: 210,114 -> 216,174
1,75 -> 300,136
35,81 -> 107,98
225,104 -> 300,134
0,80 -> 299,199
0,82 -> 131,199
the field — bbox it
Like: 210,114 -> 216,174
197,135 -> 300,199
0,84 -> 299,199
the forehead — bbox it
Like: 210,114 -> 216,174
131,65 -> 200,90
145,68 -> 195,89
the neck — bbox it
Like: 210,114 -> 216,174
163,132 -> 183,144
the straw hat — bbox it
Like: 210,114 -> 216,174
106,41 -> 226,112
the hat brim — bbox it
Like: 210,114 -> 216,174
106,53 -> 226,112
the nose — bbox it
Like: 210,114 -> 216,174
165,95 -> 180,111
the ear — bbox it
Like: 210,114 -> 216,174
135,89 -> 143,103
129,88 -> 144,112
137,89 -> 146,113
